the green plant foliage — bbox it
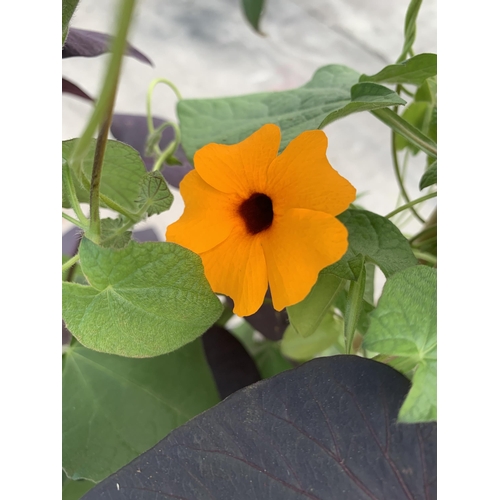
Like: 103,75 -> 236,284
62,238 -> 223,357
136,171 -> 174,216
62,474 -> 94,500
62,139 -> 146,214
281,313 -> 344,361
99,217 -> 132,249
62,0 -> 80,44
363,266 -> 437,422
62,340 -> 219,482
177,65 -> 405,160
242,0 -> 265,33
397,0 -> 423,62
360,53 -> 437,86
336,209 -> 418,277
395,101 -> 437,154
420,160 -> 437,190
287,274 -> 345,338
344,260 -> 367,353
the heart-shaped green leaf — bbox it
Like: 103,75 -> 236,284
63,340 -> 219,482
62,238 -> 223,357
364,265 -> 437,422
177,65 -> 405,160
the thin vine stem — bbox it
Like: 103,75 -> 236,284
372,108 -> 437,158
146,78 -> 183,138
62,212 -> 86,230
152,122 -> 181,172
386,191 -> 437,219
62,162 -> 89,227
85,0 -> 137,243
70,0 -> 138,169
391,127 -> 425,223
62,254 -> 80,273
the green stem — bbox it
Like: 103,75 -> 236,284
87,104 -> 116,243
62,212 -> 86,229
396,0 -> 423,63
344,261 -> 366,355
69,0 -> 137,189
146,78 -> 183,139
152,123 -> 181,172
62,161 -> 89,227
62,254 -> 80,273
371,108 -> 437,158
413,250 -> 437,266
386,192 -> 437,219
390,123 -> 425,223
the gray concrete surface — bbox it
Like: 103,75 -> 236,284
62,0 -> 436,244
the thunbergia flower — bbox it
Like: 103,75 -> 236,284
166,124 -> 356,316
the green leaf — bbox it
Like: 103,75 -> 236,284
62,474 -> 94,500
287,274 -> 345,338
242,0 -> 265,33
62,339 -> 219,482
344,260 -> 367,353
336,209 -> 418,277
281,313 -> 344,361
99,217 -> 132,249
363,266 -> 437,422
318,82 -> 406,128
419,160 -> 437,190
136,171 -> 174,216
62,139 -> 146,215
415,76 -> 437,105
62,238 -> 223,357
360,54 -> 437,86
177,65 -> 405,161
398,360 -> 437,423
62,0 -> 80,44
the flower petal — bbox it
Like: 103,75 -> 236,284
200,228 -> 268,317
166,171 -> 240,253
266,130 -> 356,216
262,208 -> 349,311
194,124 -> 281,196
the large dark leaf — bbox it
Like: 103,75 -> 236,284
62,28 -> 153,66
84,356 -> 436,499
202,325 -> 261,399
110,114 -> 193,188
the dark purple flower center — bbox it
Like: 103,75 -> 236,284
238,193 -> 274,235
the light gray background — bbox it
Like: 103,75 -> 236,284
62,0 -> 436,246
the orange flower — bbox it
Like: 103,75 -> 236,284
166,124 -> 356,316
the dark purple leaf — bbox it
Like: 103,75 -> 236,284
83,356 -> 436,500
62,226 -> 81,256
225,293 -> 289,341
62,28 -> 153,66
132,227 -> 159,243
62,78 -> 94,101
202,325 -> 261,399
111,114 -> 193,188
